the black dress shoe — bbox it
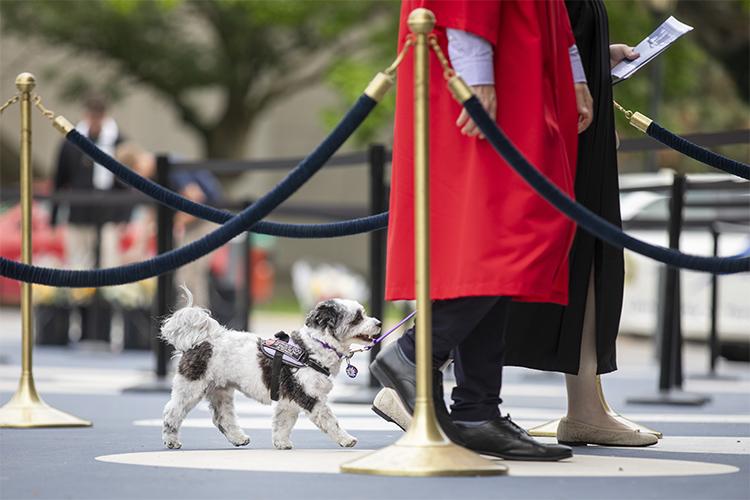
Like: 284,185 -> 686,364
456,415 -> 573,461
370,342 -> 464,445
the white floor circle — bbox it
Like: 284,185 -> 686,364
96,449 -> 739,477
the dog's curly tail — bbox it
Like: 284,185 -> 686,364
179,285 -> 194,308
160,286 -> 213,352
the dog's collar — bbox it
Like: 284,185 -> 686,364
310,337 -> 360,379
312,337 -> 347,359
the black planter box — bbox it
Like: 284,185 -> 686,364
122,308 -> 153,350
34,305 -> 70,346
79,299 -> 112,342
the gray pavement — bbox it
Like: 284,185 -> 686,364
0,307 -> 748,500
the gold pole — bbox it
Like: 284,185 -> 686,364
527,376 -> 661,438
0,73 -> 91,428
341,9 -> 506,476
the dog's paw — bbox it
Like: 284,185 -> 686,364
337,434 -> 358,448
273,438 -> 294,450
164,437 -> 182,450
231,435 -> 251,447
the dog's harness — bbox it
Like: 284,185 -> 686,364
259,310 -> 417,401
259,332 -> 329,402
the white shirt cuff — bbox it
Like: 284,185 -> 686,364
569,45 -> 587,84
447,28 -> 494,86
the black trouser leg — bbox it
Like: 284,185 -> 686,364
450,297 -> 510,422
397,296 -> 502,366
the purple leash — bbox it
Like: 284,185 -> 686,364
342,309 -> 417,378
365,309 -> 417,350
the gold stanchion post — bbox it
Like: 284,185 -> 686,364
527,376 -> 662,438
0,73 -> 91,428
340,9 -> 506,476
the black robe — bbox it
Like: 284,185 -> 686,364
503,0 -> 624,375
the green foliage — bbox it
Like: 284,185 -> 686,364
1,0 -> 745,171
0,0 -> 391,157
323,1 -> 400,145
607,0 -> 749,172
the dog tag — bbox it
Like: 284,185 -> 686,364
345,364 -> 358,378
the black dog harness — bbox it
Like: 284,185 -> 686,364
259,332 -> 330,402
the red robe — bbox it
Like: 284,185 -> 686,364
386,0 -> 579,304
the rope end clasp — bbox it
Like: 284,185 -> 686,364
613,100 -> 652,133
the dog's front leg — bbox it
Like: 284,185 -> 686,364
272,401 -> 300,450
162,378 -> 205,449
207,388 -> 250,447
306,402 -> 357,448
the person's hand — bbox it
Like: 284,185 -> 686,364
455,85 -> 496,139
609,44 -> 639,69
575,82 -> 593,133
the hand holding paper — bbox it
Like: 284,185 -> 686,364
610,44 -> 640,70
611,16 -> 693,83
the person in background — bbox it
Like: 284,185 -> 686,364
116,143 -> 223,307
51,95 -> 130,270
51,95 -> 130,342
503,0 -> 654,447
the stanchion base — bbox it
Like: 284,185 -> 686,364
122,376 -> 173,394
527,416 -> 663,439
0,398 -> 91,428
526,419 -> 560,438
340,440 -> 508,477
627,390 -> 710,407
688,372 -> 738,381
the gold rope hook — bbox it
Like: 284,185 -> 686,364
0,94 -> 20,114
32,95 -> 55,120
427,34 -> 474,103
364,37 -> 415,102
384,36 -> 415,77
427,35 -> 456,80
613,100 -> 653,133
31,94 -> 74,134
612,100 -> 633,120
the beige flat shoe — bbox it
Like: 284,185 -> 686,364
372,387 -> 411,431
557,417 -> 659,447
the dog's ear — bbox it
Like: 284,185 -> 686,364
305,301 -> 342,332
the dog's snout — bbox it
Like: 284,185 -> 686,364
374,319 -> 382,329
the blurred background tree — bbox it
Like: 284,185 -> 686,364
606,0 -> 749,172
0,0 -> 747,172
0,0 -> 396,159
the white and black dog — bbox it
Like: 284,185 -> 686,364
160,288 -> 381,450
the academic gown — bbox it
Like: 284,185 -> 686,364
504,0 -> 624,375
386,0 -> 579,304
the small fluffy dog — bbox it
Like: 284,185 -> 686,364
160,288 -> 381,450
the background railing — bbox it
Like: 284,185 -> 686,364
1,129 -> 747,397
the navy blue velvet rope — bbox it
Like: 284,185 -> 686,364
66,97 -> 387,238
0,95 -> 378,287
647,122 -> 750,180
464,96 -> 749,274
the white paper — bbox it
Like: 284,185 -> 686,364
612,16 -> 693,82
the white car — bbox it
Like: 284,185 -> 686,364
618,172 -> 750,360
